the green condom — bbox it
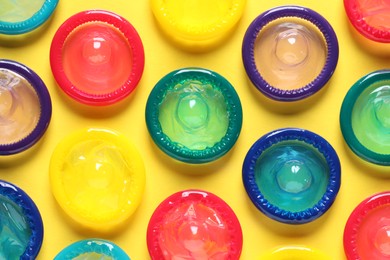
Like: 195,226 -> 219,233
340,70 -> 390,166
145,68 -> 242,164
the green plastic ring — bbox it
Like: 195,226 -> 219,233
340,70 -> 390,166
146,68 -> 243,164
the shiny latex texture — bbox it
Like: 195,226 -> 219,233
254,19 -> 326,91
344,192 -> 390,260
145,68 -> 242,164
340,70 -> 390,166
0,69 -> 40,145
255,140 -> 329,212
49,128 -> 145,233
150,0 -> 246,51
0,195 -> 32,259
0,0 -> 45,23
147,190 -> 243,259
242,128 -> 341,224
0,180 -> 44,259
344,0 -> 390,42
50,10 -> 145,106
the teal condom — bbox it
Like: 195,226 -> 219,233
0,180 -> 44,259
340,70 -> 390,166
145,68 -> 242,164
54,239 -> 130,260
243,128 -> 341,224
0,0 -> 59,35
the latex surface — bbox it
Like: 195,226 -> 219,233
0,195 -> 32,259
356,0 -> 390,31
255,140 -> 329,212
255,20 -> 326,90
0,69 -> 40,145
61,140 -> 134,220
62,22 -> 133,95
352,81 -> 390,155
356,205 -> 390,259
158,202 -> 230,259
0,0 -> 45,22
159,80 -> 229,150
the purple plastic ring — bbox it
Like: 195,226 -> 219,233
242,5 -> 339,102
0,59 -> 52,155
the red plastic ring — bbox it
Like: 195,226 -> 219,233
344,0 -> 390,43
344,192 -> 390,259
50,10 -> 145,106
147,190 -> 243,259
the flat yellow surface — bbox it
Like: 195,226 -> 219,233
0,0 -> 389,259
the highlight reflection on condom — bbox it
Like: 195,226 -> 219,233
254,20 -> 326,90
242,6 -> 339,102
0,69 -> 40,145
50,10 -> 145,106
352,82 -> 390,155
0,195 -> 32,259
62,22 -> 133,95
158,80 -> 229,150
340,70 -> 390,166
243,128 -> 341,224
255,140 -> 329,212
145,68 -> 242,164
49,128 -> 145,232
147,190 -> 243,259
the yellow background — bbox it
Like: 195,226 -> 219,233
0,0 -> 389,259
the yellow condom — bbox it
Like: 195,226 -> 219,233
260,246 -> 331,260
151,0 -> 246,51
49,128 -> 145,233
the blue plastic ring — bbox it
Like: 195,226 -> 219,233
242,128 -> 341,224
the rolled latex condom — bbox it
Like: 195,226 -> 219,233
145,68 -> 242,164
50,10 -> 145,106
49,128 -> 145,233
344,0 -> 390,55
242,128 -> 341,224
0,180 -> 44,259
147,190 -> 243,259
0,0 -> 58,35
0,59 -> 52,155
340,70 -> 390,167
344,192 -> 390,259
242,6 -> 339,110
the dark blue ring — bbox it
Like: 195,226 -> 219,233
242,128 -> 341,224
0,59 -> 52,155
0,180 -> 44,259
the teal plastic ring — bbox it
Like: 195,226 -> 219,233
0,0 -> 59,35
145,68 -> 243,164
54,239 -> 130,259
340,70 -> 390,166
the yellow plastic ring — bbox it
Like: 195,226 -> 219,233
260,246 -> 331,260
49,128 -> 145,233
151,0 -> 246,51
